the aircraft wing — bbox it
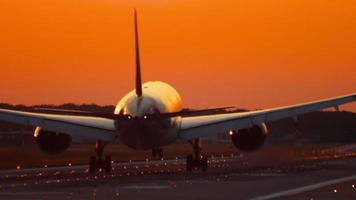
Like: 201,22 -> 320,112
0,109 -> 117,142
178,93 -> 356,140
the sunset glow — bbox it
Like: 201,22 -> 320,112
0,0 -> 355,111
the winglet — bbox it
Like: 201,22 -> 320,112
134,9 -> 143,97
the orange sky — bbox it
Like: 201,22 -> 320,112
0,0 -> 355,111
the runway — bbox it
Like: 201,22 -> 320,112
0,145 -> 355,200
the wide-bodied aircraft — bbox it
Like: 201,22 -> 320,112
0,10 -> 355,173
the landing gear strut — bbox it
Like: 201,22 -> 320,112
89,140 -> 112,174
186,138 -> 208,172
151,148 -> 164,159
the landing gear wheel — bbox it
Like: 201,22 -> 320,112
104,156 -> 112,173
152,149 -> 157,158
186,155 -> 193,172
89,156 -> 96,174
186,138 -> 209,172
152,148 -> 164,159
88,140 -> 112,174
159,148 -> 164,159
201,155 -> 208,172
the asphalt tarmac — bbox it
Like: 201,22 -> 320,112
0,145 -> 355,200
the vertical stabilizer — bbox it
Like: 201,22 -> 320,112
134,9 -> 143,97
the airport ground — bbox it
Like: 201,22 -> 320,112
0,142 -> 341,170
0,143 -> 355,199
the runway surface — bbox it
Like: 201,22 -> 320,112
0,145 -> 355,200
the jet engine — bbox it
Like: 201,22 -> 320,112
34,127 -> 72,154
230,123 -> 268,152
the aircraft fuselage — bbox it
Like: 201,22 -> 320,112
114,81 -> 183,149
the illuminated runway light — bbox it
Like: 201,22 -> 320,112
352,184 -> 355,188
16,165 -> 21,170
333,189 -> 338,193
229,130 -> 234,136
68,163 -> 72,167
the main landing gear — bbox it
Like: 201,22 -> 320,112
186,138 -> 208,172
151,148 -> 164,159
89,140 -> 112,174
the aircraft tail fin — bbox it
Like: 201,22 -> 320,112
134,9 -> 143,97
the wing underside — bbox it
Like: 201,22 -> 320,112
0,109 -> 116,142
179,93 -> 356,140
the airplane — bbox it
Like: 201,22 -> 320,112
0,10 -> 355,173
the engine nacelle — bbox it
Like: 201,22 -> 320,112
34,127 -> 72,154
230,123 -> 268,152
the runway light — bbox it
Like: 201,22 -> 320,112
16,165 -> 21,170
352,184 -> 355,188
68,163 -> 72,167
333,189 -> 338,193
229,130 -> 234,136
